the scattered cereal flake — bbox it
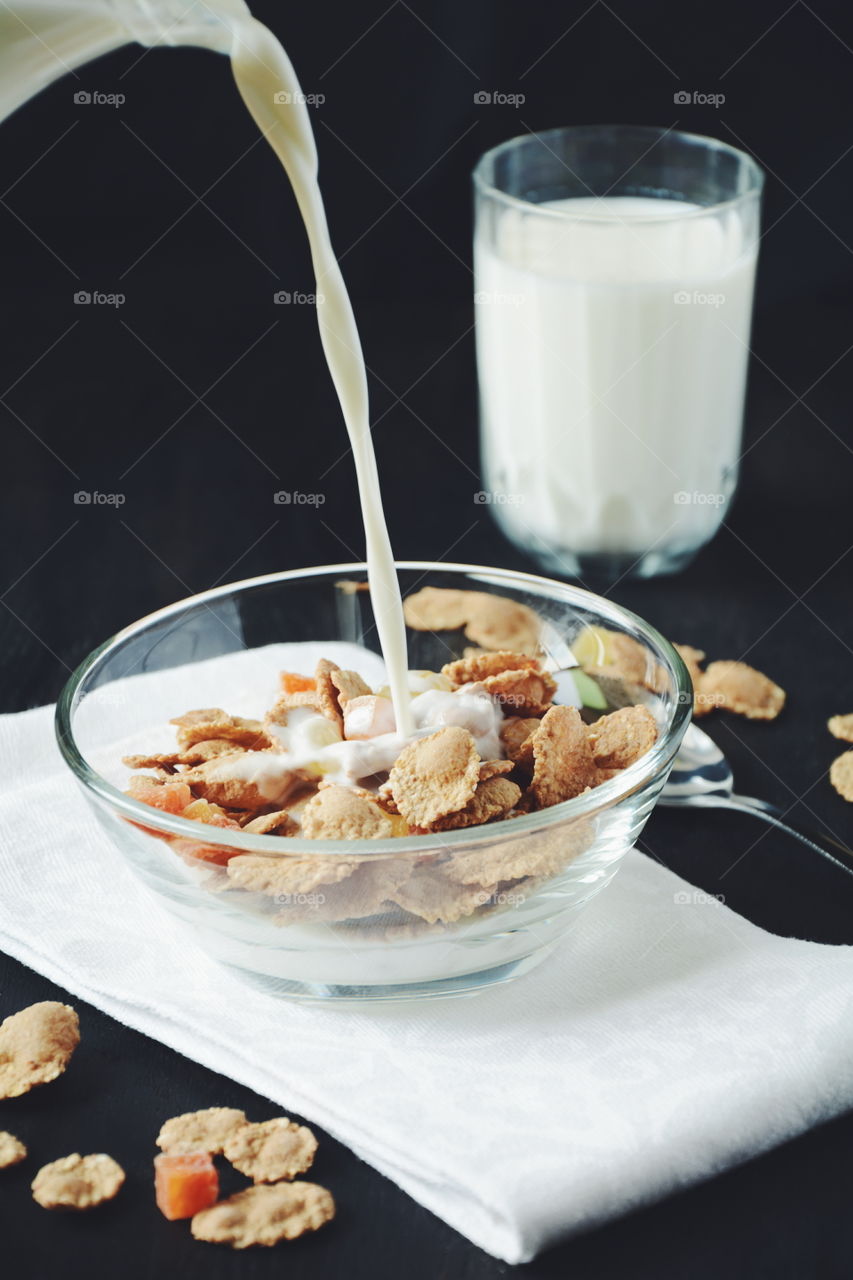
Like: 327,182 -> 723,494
226,853 -> 362,897
388,870 -> 497,924
524,706 -> 597,810
242,810 -> 297,836
478,759 -> 514,781
156,1107 -> 248,1156
170,709 -> 270,751
699,661 -> 786,720
223,1117 -> 317,1184
480,668 -> 556,716
300,786 -> 393,840
587,706 -> 658,771
0,1002 -> 80,1099
828,713 -> 853,743
463,593 -> 540,654
403,588 -> 540,653
673,644 -> 712,718
829,751 -> 853,802
499,717 -> 542,765
431,777 -> 521,831
191,1181 -> 335,1249
388,726 -> 481,828
0,1131 -> 26,1169
441,650 -> 537,685
31,1153 -> 124,1210
329,668 -> 372,704
403,587 -> 473,632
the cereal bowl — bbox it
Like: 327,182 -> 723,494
55,563 -> 691,1001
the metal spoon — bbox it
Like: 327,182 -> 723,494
661,722 -> 853,879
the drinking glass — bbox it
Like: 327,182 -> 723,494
473,125 -> 764,582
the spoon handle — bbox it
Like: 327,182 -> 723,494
691,793 -> 853,881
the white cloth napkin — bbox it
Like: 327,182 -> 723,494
1,643 -> 852,1264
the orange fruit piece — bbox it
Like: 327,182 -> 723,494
155,1152 -> 219,1220
128,776 -> 193,815
280,671 -> 315,694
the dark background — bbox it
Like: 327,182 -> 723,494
1,1 -> 853,1276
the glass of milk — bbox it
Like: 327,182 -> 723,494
473,125 -> 763,581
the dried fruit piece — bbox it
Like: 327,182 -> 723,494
587,705 -> 658,771
829,751 -> 853,802
156,1107 -> 247,1155
223,1117 -> 317,1183
280,672 -> 316,694
0,1002 -> 80,1099
126,775 -> 193,814
699,661 -> 785,720
828,713 -> 853,743
226,853 -> 362,897
388,726 -> 481,828
31,1153 -> 124,1210
524,706 -> 597,810
430,776 -> 521,831
155,1152 -> 219,1220
300,786 -> 393,839
190,1181 -> 335,1248
0,1131 -> 26,1169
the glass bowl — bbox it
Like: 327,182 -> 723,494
55,563 -> 691,1001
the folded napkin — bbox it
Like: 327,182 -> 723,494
1,643 -> 852,1264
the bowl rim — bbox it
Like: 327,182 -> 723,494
55,561 -> 692,856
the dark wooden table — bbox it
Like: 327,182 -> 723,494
2,1 -> 853,1273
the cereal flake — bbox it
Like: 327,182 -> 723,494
388,726 -> 481,828
0,1131 -> 26,1169
190,1181 -> 335,1248
699,661 -> 786,720
31,1153 -> 124,1210
300,786 -> 393,840
223,1117 -> 317,1183
524,706 -> 597,810
587,705 -> 658,771
829,750 -> 853,802
156,1107 -> 248,1155
828,713 -> 853,743
0,1002 -> 80,1099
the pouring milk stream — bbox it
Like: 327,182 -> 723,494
0,0 -> 415,737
